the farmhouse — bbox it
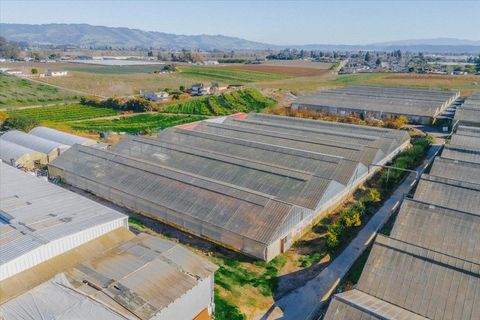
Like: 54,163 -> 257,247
141,90 -> 169,102
49,113 -> 410,261
46,70 -> 68,77
191,82 -> 219,96
292,86 -> 460,124
0,163 -> 217,320
324,126 -> 480,320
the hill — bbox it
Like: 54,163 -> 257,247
0,23 -> 271,50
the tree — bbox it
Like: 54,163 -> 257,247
365,52 -> 372,63
2,115 -> 39,132
31,68 -> 38,74
0,36 -> 20,59
376,58 -> 382,67
475,55 -> 480,72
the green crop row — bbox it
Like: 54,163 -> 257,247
178,66 -> 289,83
165,88 -> 276,116
70,113 -> 207,134
7,104 -> 120,122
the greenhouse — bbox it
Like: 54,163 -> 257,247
0,130 -> 68,162
29,126 -> 96,146
49,114 -> 410,260
0,139 -> 47,169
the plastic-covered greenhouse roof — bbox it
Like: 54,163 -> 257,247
1,130 -> 68,155
454,108 -> 480,127
0,163 -> 128,281
456,125 -> 480,137
0,139 -> 45,165
324,289 -> 429,320
191,121 -> 385,165
442,145 -> 480,164
50,144 -> 295,245
29,126 -> 96,147
413,174 -> 480,216
450,133 -> 480,149
391,199 -> 480,263
355,235 -> 480,320
293,86 -> 458,117
111,135 -> 343,209
245,113 -> 410,144
429,157 -> 480,185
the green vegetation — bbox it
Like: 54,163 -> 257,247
128,217 -> 145,229
67,64 -> 165,75
214,255 -> 287,298
7,104 -> 120,123
0,74 -> 77,107
80,96 -> 154,112
2,115 -> 39,132
213,290 -> 246,320
178,66 -> 290,83
165,89 -> 276,115
70,113 -> 207,134
381,135 -> 433,189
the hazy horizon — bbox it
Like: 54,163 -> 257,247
1,0 -> 479,45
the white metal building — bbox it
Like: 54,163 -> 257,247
29,126 -> 96,147
0,139 -> 47,169
1,130 -> 69,162
0,162 -> 129,281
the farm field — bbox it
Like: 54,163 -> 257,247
0,74 -> 78,107
177,66 -> 290,83
165,88 -> 277,115
220,64 -> 331,77
7,104 -> 120,122
69,113 -> 207,134
65,64 -> 165,74
35,72 -> 197,97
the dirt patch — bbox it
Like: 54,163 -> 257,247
221,64 -> 331,77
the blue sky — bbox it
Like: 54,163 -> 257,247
1,0 -> 479,45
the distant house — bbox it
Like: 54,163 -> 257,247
191,83 -> 219,96
141,91 -> 169,102
46,70 -> 68,77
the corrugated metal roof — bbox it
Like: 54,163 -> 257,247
429,157 -> 480,185
1,130 -> 68,155
441,145 -> 480,164
293,86 -> 458,118
29,126 -> 96,146
413,174 -> 480,215
456,125 -> 480,137
450,134 -> 480,149
391,199 -> 480,263
66,233 -> 217,320
357,235 -> 480,320
0,139 -> 46,167
49,144 -> 294,245
454,108 -> 480,127
0,163 -> 128,280
324,289 -> 429,320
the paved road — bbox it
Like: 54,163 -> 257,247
264,144 -> 442,320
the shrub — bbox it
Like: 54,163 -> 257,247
2,115 -> 39,132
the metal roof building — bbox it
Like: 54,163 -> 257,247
29,126 -> 97,147
441,144 -> 480,164
0,139 -> 47,169
292,86 -> 459,124
455,125 -> 480,137
413,174 -> 480,215
0,163 -> 217,320
0,162 -> 129,281
49,113 -> 410,260
325,127 -> 480,320
0,130 -> 68,162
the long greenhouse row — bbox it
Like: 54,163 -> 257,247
324,125 -> 480,320
49,113 -> 410,261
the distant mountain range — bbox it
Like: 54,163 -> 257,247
1,23 -> 480,53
